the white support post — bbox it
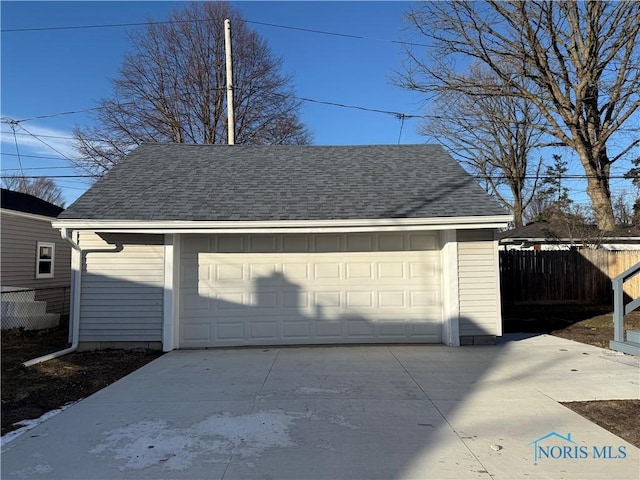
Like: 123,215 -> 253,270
440,229 -> 460,346
163,234 -> 175,351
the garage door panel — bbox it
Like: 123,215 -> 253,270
410,290 -> 439,307
314,291 -> 341,307
250,321 -> 278,339
315,321 -> 342,338
346,320 -> 375,337
216,236 -> 244,253
346,262 -> 373,279
181,293 -> 210,311
378,291 -> 405,307
249,292 -> 278,308
346,235 -> 373,251
409,261 -> 439,278
183,236 -> 210,254
179,233 -> 443,347
182,323 -> 211,342
215,263 -> 244,281
282,235 -> 309,252
283,291 -> 308,308
216,322 -> 244,340
409,233 -> 439,250
281,263 -> 309,279
377,262 -> 406,279
314,235 -> 342,252
410,322 -> 440,337
282,321 -> 310,339
379,322 -> 408,337
346,291 -> 373,308
216,293 -> 246,309
313,263 -> 341,279
378,234 -> 404,250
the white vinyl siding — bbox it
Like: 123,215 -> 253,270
0,211 -> 71,288
457,229 -> 500,336
79,232 -> 164,342
179,232 -> 443,348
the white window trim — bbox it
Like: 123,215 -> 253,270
36,241 -> 55,279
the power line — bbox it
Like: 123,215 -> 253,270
1,131 -> 77,141
0,152 -> 74,161
0,175 -> 96,179
14,124 -> 77,162
5,123 -> 101,177
1,166 -> 76,172
397,115 -> 406,144
3,16 -> 430,47
8,107 -> 104,123
2,18 -> 192,33
287,94 -> 420,119
7,121 -> 26,181
244,20 -> 430,47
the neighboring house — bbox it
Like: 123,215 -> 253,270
1,188 -> 71,329
499,222 -> 640,251
53,144 -> 511,351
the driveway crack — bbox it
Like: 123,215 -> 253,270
252,348 -> 281,412
387,347 -> 496,480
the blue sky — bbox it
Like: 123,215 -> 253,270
1,1 -> 636,208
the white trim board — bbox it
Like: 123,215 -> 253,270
162,234 -> 175,352
1,208 -> 58,223
53,215 -> 512,234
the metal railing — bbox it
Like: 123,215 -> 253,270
610,263 -> 640,356
1,285 -> 70,331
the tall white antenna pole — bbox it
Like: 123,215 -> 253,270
224,18 -> 235,145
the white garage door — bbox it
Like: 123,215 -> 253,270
179,233 -> 442,348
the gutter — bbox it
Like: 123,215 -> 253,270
23,228 -> 82,367
52,215 -> 514,234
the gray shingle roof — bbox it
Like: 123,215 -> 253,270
499,221 -> 640,240
1,188 -> 64,217
59,144 -> 508,221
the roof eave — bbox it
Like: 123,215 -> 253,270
1,208 -> 59,222
53,215 -> 513,234
500,236 -> 640,243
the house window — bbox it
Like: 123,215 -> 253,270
36,242 -> 55,279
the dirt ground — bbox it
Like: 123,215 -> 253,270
563,400 -> 640,449
2,309 -> 639,448
1,326 -> 161,436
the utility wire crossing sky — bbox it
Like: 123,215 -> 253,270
1,1 -> 637,207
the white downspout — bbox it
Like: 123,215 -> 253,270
23,228 -> 82,367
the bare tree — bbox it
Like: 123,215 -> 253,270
525,154 -> 573,223
625,158 -> 640,223
612,191 -> 635,226
399,1 -> 640,230
2,176 -> 65,207
424,66 -> 545,227
74,1 -> 311,175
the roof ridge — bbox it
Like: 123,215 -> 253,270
138,142 -> 438,148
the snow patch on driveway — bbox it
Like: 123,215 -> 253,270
91,411 -> 298,471
1,402 -> 79,451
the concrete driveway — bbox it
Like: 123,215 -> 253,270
2,334 -> 639,480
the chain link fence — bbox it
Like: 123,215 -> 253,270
1,286 -> 70,331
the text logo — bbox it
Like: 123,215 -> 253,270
528,432 -> 626,463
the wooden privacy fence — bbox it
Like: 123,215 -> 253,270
500,250 -> 640,306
